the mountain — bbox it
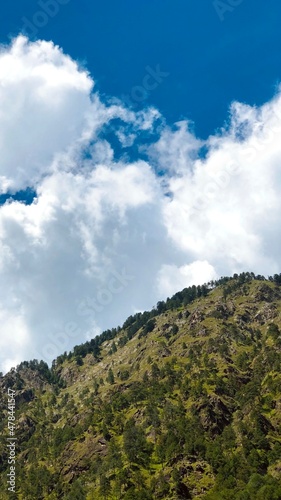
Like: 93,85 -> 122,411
1,273 -> 281,499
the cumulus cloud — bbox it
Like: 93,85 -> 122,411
0,36 -> 94,192
161,97 -> 281,277
157,261 -> 217,298
1,36 -> 281,372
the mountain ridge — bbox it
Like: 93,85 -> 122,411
1,272 -> 281,499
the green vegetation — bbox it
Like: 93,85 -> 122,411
0,273 -> 281,498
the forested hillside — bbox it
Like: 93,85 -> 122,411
1,273 -> 281,499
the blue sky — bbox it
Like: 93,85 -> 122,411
2,1 -> 281,371
2,0 -> 281,138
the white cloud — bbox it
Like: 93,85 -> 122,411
0,36 -> 94,192
161,97 -> 281,277
157,261 -> 217,298
1,36 -> 281,372
147,120 -> 202,175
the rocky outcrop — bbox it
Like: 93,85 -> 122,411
254,303 -> 278,324
254,283 -> 280,302
196,395 -> 232,435
189,309 -> 205,328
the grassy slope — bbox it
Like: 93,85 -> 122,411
0,277 -> 281,498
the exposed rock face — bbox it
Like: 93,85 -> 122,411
234,310 -> 252,326
60,435 -> 107,482
19,369 -> 48,391
15,389 -> 35,405
254,303 -> 278,324
209,302 -> 235,320
196,395 -> 232,435
58,365 -> 79,385
254,283 -> 280,302
189,309 -> 205,328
